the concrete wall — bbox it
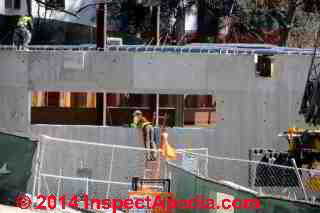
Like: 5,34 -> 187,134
24,51 -> 311,152
28,51 -> 253,94
0,49 -> 313,189
0,50 -> 312,149
0,51 -> 30,133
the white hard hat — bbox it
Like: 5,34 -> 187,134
133,110 -> 142,116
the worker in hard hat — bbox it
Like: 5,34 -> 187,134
130,110 -> 141,128
13,16 -> 33,50
131,110 -> 157,161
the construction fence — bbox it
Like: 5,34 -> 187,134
30,133 -> 320,212
167,162 -> 320,213
249,148 -> 320,201
165,150 -> 320,213
32,135 -> 208,201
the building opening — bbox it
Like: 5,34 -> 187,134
255,55 -> 273,78
31,91 -> 216,128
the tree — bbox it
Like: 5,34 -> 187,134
236,0 -> 320,46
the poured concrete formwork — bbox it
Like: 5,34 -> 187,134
0,51 -> 30,133
0,50 -> 311,158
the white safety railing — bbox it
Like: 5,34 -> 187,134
32,134 -> 208,202
0,45 -> 319,56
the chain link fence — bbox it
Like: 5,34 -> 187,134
166,160 -> 320,213
249,148 -> 320,202
33,134 -> 208,203
31,133 -> 320,209
168,148 -> 208,178
170,148 -> 320,203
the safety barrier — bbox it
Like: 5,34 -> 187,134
167,161 -> 320,213
249,148 -> 320,202
32,135 -> 208,201
0,45 -> 319,56
169,150 -> 320,205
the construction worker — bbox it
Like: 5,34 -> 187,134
131,110 -> 157,161
13,16 -> 33,50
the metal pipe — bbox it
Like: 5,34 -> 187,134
104,0 -> 108,49
156,5 -> 160,46
291,158 -> 308,201
37,136 -> 46,195
40,173 -> 130,185
57,169 -> 62,199
106,145 -> 115,198
103,92 -> 107,126
32,140 -> 41,204
205,149 -> 209,177
156,94 -> 159,126
248,149 -> 252,188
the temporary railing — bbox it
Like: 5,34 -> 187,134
249,148 -> 320,202
32,134 -> 208,203
166,160 -> 320,213
167,150 -> 320,204
0,45 -> 319,56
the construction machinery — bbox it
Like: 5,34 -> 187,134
281,30 -> 320,170
251,29 -> 320,199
